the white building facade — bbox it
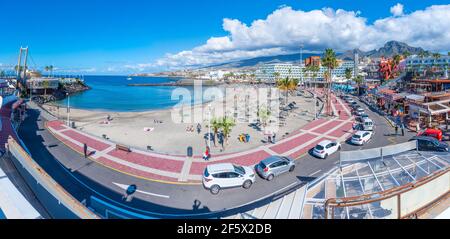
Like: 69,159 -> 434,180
406,55 -> 450,70
257,61 -> 355,83
256,63 -> 303,83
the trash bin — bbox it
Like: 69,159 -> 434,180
245,134 -> 250,142
187,146 -> 193,157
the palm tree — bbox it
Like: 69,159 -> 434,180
49,65 -> 54,77
250,73 -> 256,83
276,76 -> 291,104
322,49 -> 338,115
257,106 -> 271,129
344,68 -> 352,81
308,65 -> 320,90
273,72 -> 280,83
344,68 -> 353,93
210,118 -> 221,147
354,75 -> 364,96
220,116 -> 235,148
302,67 -> 310,87
42,80 -> 50,96
44,66 -> 50,77
289,78 -> 299,96
322,48 -> 338,83
403,51 -> 411,59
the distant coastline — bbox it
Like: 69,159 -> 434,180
127,78 -> 222,87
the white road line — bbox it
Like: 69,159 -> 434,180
113,182 -> 170,199
178,157 -> 193,182
309,170 -> 322,177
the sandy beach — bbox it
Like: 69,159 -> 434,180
43,87 -> 317,156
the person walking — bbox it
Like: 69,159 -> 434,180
267,135 -> 272,144
416,122 -> 420,133
197,123 -> 202,134
395,124 -> 398,136
401,123 -> 405,136
272,133 -> 276,144
203,146 -> 210,161
83,143 -> 88,158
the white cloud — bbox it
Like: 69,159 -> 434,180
390,3 -> 404,16
148,4 -> 450,70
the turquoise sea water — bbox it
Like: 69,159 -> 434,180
56,75 -> 220,112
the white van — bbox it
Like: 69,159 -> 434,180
363,118 -> 374,131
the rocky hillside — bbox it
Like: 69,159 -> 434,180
339,41 -> 425,60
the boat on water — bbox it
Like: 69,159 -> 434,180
126,77 -> 132,80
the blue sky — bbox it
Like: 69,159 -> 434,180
1,0 -> 449,74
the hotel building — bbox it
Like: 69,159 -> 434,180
256,61 -> 355,83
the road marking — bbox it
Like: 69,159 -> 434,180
309,170 -> 322,177
113,182 -> 170,199
388,137 -> 397,144
178,157 -> 193,182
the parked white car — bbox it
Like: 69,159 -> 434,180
355,108 -> 365,116
312,140 -> 342,159
202,163 -> 256,195
351,131 -> 373,145
363,118 -> 374,131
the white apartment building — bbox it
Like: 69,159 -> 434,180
406,55 -> 450,70
256,63 -> 303,83
256,61 -> 355,83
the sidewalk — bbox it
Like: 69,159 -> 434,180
45,93 -> 355,184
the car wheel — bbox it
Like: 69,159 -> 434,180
289,165 -> 295,172
324,154 -> 328,159
267,174 -> 274,181
243,180 -> 253,189
210,185 -> 220,195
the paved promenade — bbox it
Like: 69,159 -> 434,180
45,92 -> 355,184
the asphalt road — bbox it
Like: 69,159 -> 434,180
18,95 -> 415,218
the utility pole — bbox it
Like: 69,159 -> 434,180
207,103 -> 212,149
300,44 -> 304,85
67,93 -> 70,127
16,47 -> 23,80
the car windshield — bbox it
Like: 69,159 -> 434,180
315,145 -> 324,150
259,161 -> 267,169
233,165 -> 245,175
353,135 -> 361,139
431,139 -> 440,146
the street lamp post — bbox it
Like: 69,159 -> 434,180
314,83 -> 317,119
207,103 -> 212,149
66,93 -> 70,127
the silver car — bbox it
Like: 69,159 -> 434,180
255,156 -> 296,181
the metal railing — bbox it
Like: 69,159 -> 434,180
6,137 -> 100,219
324,167 -> 450,219
339,140 -> 417,167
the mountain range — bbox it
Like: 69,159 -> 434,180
201,41 -> 425,70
